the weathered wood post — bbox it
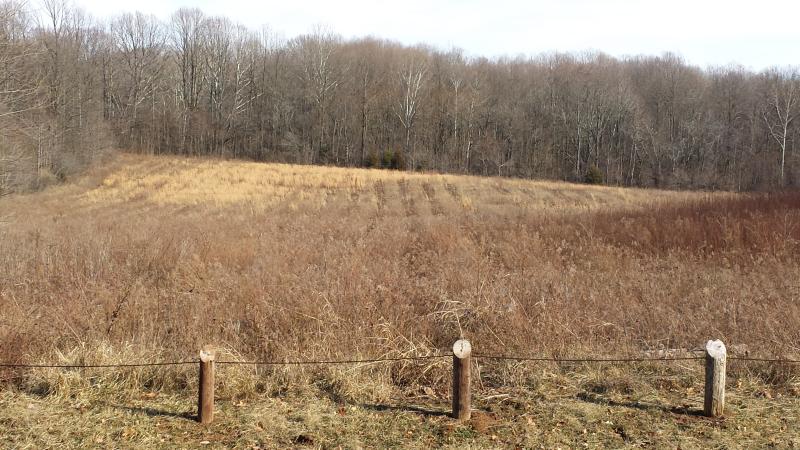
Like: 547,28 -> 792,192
704,339 -> 726,417
198,347 -> 216,424
452,339 -> 472,421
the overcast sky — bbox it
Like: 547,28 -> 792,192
68,0 -> 798,70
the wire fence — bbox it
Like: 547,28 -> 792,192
0,361 -> 196,369
216,354 -> 448,366
472,354 -> 706,362
728,356 -> 800,363
2,342 -> 799,423
1,353 -> 798,369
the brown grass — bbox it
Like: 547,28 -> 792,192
0,153 -> 799,446
1,364 -> 799,448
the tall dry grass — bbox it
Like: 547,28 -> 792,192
1,154 -> 798,399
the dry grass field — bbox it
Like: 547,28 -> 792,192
1,153 -> 800,448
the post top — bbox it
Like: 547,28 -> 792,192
453,339 -> 472,359
200,348 -> 216,362
705,339 -> 726,358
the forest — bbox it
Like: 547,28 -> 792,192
0,0 -> 798,195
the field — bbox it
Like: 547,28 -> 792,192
1,154 -> 799,448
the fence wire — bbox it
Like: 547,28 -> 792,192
472,354 -> 705,362
729,356 -> 800,363
216,354 -> 448,366
0,354 -> 798,369
0,361 -> 196,369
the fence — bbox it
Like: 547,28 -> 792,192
1,338 -> 799,424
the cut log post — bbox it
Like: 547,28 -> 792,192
198,347 -> 216,424
704,339 -> 726,418
452,339 -> 472,421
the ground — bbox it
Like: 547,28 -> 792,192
2,367 -> 799,449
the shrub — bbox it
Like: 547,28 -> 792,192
381,150 -> 394,168
379,150 -> 406,170
391,150 -> 406,170
585,165 -> 604,184
364,152 -> 380,168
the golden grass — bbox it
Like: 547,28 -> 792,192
1,366 -> 799,448
77,154 -> 704,213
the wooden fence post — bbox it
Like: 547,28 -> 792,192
198,347 -> 216,424
704,339 -> 726,418
452,339 -> 472,421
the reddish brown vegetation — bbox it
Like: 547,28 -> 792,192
589,191 -> 800,256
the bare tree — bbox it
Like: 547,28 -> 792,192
199,16 -> 233,154
394,54 -> 428,168
170,7 -> 205,153
110,12 -> 166,149
348,38 -> 387,166
762,69 -> 797,186
290,27 -> 342,163
0,1 -> 41,194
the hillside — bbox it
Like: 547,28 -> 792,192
1,154 -> 799,448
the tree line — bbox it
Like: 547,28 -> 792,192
1,0 -> 798,195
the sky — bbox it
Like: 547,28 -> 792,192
68,0 -> 799,71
